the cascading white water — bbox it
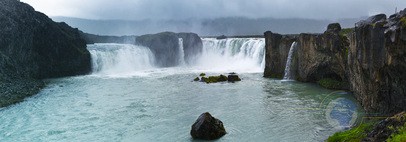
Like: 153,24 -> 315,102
197,38 -> 265,73
87,43 -> 155,76
282,42 -> 296,80
86,38 -> 265,75
178,38 -> 186,66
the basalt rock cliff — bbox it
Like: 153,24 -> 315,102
263,32 -> 297,78
264,9 -> 406,114
348,11 -> 406,114
136,32 -> 203,67
0,0 -> 91,107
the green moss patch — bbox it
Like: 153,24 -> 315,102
387,113 -> 406,142
327,120 -> 378,142
317,78 -> 347,89
193,77 -> 200,81
328,112 -> 406,142
339,28 -> 354,36
401,17 -> 406,26
202,75 -> 228,83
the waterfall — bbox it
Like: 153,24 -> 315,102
178,38 -> 186,66
87,43 -> 155,75
86,38 -> 265,74
282,42 -> 296,80
197,38 -> 265,72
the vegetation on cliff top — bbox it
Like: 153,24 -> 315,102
339,28 -> 354,36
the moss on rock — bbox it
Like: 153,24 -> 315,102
328,112 -> 406,142
317,78 -> 347,89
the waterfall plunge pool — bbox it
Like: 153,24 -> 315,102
0,39 -> 363,141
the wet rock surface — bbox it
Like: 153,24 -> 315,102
264,9 -> 406,114
190,112 -> 226,140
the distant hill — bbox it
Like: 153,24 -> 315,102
52,16 -> 365,36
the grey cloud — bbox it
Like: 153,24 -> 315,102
23,0 -> 406,20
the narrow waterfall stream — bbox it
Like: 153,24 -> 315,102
283,42 -> 296,81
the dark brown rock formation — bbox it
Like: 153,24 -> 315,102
135,32 -> 203,67
176,33 -> 203,65
264,9 -> 406,114
296,24 -> 348,84
190,112 -> 226,140
0,0 -> 91,107
348,11 -> 406,114
263,31 -> 297,78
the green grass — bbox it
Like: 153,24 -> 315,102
327,120 -> 378,142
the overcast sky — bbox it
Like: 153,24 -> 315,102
20,0 -> 406,21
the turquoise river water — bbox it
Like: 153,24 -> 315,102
0,39 -> 363,142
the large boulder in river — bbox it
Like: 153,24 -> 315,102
190,112 -> 226,140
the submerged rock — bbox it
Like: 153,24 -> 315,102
190,112 -> 226,140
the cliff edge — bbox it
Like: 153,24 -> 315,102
0,0 -> 91,107
264,9 -> 406,114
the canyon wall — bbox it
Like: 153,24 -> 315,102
0,0 -> 91,107
135,32 -> 203,67
263,31 -> 296,78
264,9 -> 406,114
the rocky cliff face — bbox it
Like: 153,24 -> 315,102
348,11 -> 406,114
263,31 -> 296,78
136,32 -> 203,67
176,33 -> 203,65
296,27 -> 348,84
264,9 -> 406,114
0,0 -> 91,107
